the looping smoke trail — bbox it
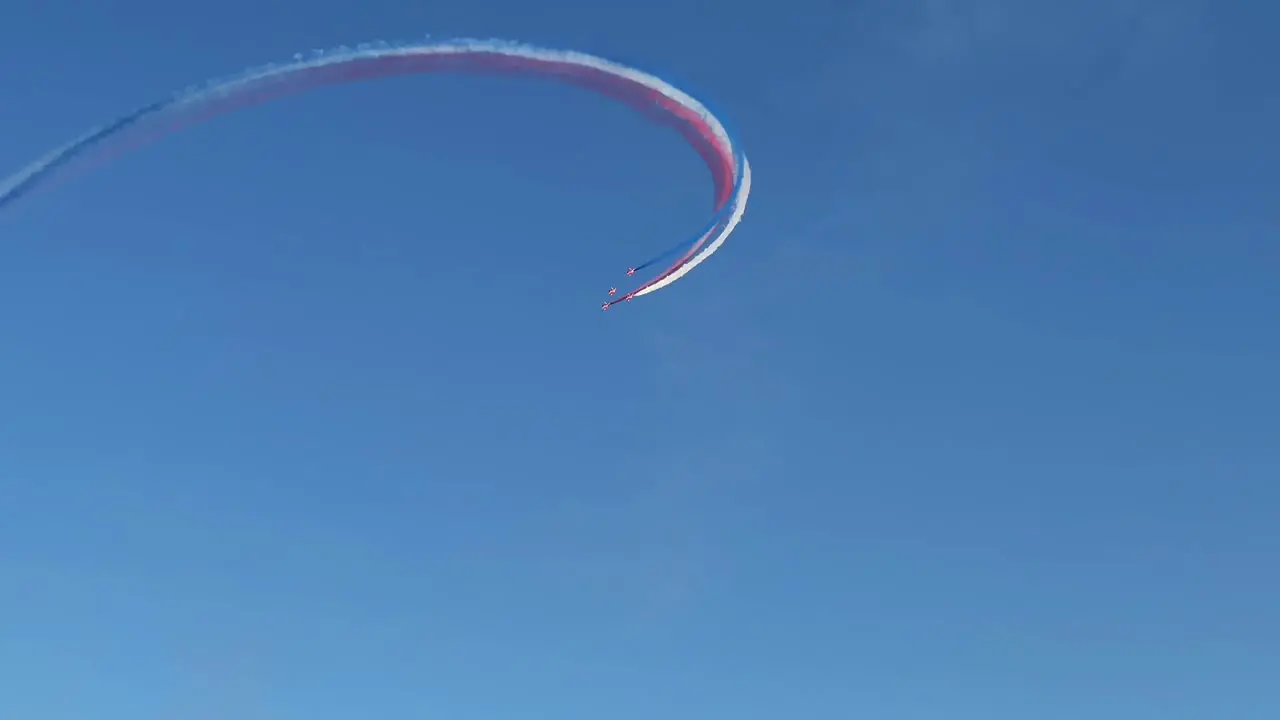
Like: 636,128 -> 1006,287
0,38 -> 750,308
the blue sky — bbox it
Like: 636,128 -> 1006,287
1,0 -> 1276,718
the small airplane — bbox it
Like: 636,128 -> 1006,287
626,267 -> 636,276
608,287 -> 617,296
601,302 -> 610,310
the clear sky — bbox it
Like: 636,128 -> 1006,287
1,0 -> 1276,718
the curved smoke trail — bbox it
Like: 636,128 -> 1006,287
0,38 -> 750,308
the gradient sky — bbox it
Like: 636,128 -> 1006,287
1,1 -> 1276,718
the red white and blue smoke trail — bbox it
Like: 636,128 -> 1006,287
0,38 -> 751,309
